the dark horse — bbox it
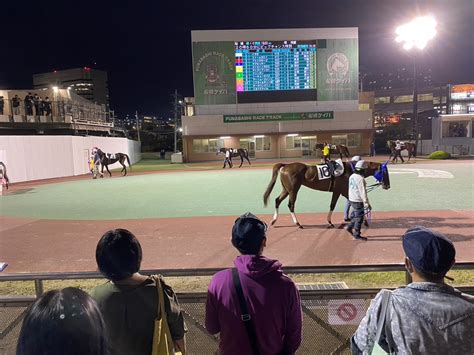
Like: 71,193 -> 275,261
217,148 -> 251,168
387,140 -> 417,162
0,162 -> 9,190
263,161 -> 390,228
96,149 -> 132,177
315,143 -> 350,160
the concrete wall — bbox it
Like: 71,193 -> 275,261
0,136 -> 141,183
183,110 -> 372,136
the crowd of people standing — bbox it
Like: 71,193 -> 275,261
2,92 -> 52,117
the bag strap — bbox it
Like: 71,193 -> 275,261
232,268 -> 260,355
368,290 -> 391,353
152,275 -> 167,320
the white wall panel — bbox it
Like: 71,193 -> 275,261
0,136 -> 141,183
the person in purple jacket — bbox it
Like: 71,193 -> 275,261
205,212 -> 302,355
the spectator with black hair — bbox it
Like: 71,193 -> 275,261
12,94 -> 21,115
91,229 -> 187,355
24,92 -> 34,116
43,96 -> 52,116
16,287 -> 108,355
0,96 -> 4,115
352,226 -> 474,354
205,212 -> 302,355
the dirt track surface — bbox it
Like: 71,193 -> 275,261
1,210 -> 472,274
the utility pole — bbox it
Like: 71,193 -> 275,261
413,54 -> 419,152
135,110 -> 141,142
173,89 -> 178,152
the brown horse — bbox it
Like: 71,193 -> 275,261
263,161 -> 390,228
387,140 -> 417,162
315,143 -> 350,160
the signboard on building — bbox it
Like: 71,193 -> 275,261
223,111 -> 334,123
317,38 -> 359,101
192,42 -> 237,105
450,84 -> 474,100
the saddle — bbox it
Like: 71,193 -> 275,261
106,153 -> 116,160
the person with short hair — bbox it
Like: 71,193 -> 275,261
352,226 -> 474,354
205,212 -> 302,355
16,287 -> 108,355
344,155 -> 361,222
346,160 -> 371,240
24,92 -> 34,116
12,94 -> 21,115
43,96 -> 52,116
0,96 -> 4,115
91,229 -> 187,355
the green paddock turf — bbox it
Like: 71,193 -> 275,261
0,162 -> 472,220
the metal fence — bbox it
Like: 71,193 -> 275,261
1,263 -> 473,355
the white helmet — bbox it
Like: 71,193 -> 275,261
351,155 -> 361,162
355,160 -> 368,170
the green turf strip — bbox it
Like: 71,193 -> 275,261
0,162 -> 472,220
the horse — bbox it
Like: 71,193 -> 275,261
387,140 -> 416,162
217,148 -> 251,168
96,149 -> 132,177
0,162 -> 9,190
315,143 -> 350,160
263,160 -> 390,228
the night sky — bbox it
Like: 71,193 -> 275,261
1,0 -> 472,117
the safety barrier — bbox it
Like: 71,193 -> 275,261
1,263 -> 473,354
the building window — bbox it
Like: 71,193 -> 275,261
347,133 -> 362,147
359,103 -> 370,111
286,136 -> 302,149
331,135 -> 347,146
374,96 -> 390,104
192,138 -> 224,153
418,93 -> 433,101
255,136 -> 271,151
442,121 -> 469,138
394,95 -> 413,103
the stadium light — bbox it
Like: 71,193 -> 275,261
395,16 -> 437,51
52,86 -> 59,93
395,16 -> 437,155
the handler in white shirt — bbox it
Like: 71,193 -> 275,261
346,160 -> 371,241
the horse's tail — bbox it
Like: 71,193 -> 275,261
125,154 -> 132,170
264,163 -> 285,207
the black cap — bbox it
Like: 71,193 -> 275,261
231,212 -> 267,255
402,226 -> 455,276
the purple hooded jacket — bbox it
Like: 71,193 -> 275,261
205,255 -> 302,355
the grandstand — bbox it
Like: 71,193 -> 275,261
0,88 -> 124,136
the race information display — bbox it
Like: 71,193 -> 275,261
235,40 -> 317,103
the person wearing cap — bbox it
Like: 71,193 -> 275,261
344,156 -> 361,222
352,226 -> 474,354
392,139 -> 405,163
205,212 -> 302,355
347,160 -> 371,240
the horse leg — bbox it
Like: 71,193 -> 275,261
327,192 -> 341,228
105,164 -> 112,177
245,154 -> 251,166
239,155 -> 243,168
270,190 -> 289,226
120,159 -> 127,176
288,190 -> 303,229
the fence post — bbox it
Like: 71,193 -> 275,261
34,279 -> 44,298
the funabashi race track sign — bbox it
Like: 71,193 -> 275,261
327,299 -> 366,325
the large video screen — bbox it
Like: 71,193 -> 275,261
235,40 -> 317,103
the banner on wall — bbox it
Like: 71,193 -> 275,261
192,41 -> 236,105
317,38 -> 359,101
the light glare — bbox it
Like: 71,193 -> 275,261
395,16 -> 437,51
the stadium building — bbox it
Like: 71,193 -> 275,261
182,28 -> 373,162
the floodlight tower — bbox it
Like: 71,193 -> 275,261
395,16 -> 437,152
